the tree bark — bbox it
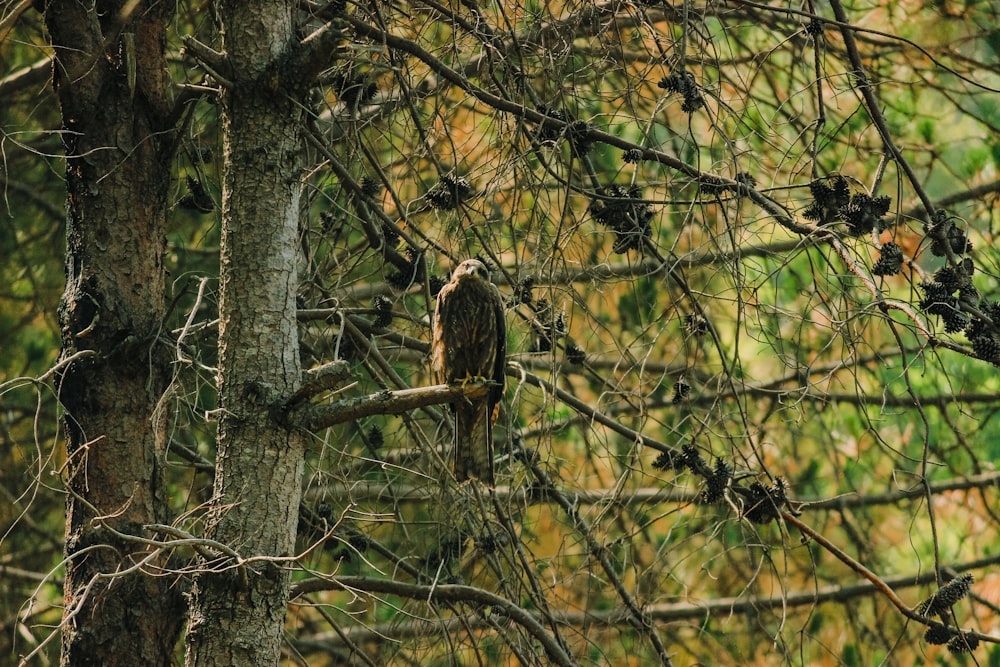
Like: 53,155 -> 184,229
45,2 -> 184,666
184,1 -> 307,665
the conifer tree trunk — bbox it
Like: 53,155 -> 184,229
45,2 -> 184,666
184,1 -> 307,664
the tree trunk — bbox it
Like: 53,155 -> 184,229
45,2 -> 184,666
184,1 -> 307,664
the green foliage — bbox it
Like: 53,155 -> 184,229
840,641 -> 859,665
616,274 -> 659,331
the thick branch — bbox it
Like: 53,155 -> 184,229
291,382 -> 490,430
288,360 -> 354,406
180,35 -> 233,87
293,19 -> 347,83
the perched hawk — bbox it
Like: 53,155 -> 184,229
431,259 -> 506,485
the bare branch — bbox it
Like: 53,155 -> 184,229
291,382 -> 490,431
290,576 -> 576,667
0,56 -> 54,98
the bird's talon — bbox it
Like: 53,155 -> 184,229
458,373 -> 489,388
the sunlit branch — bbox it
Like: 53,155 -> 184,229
292,382 -> 489,431
0,56 -> 54,97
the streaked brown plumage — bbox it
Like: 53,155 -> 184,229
431,259 -> 506,485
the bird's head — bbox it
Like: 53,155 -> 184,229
452,259 -> 490,281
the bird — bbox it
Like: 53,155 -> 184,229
431,259 -> 506,485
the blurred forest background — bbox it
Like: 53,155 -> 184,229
3,0 -> 1000,664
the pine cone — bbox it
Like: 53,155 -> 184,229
916,573 -> 973,615
872,242 -> 903,276
972,336 -> 1000,364
947,633 -> 978,654
923,625 -> 952,645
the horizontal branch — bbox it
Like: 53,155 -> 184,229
0,55 -> 53,98
800,471 -> 1000,510
289,556 -> 1000,652
287,360 -> 354,406
684,386 -> 1000,410
290,576 -> 575,667
294,311 -> 994,438
289,381 -> 489,431
304,470 -> 1000,510
903,178 -> 1000,220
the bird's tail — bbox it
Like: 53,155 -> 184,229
455,401 -> 495,485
